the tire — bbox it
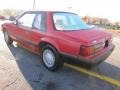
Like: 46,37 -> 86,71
41,45 -> 63,71
3,31 -> 13,45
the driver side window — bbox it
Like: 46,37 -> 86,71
18,13 -> 36,28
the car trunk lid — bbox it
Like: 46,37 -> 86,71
60,29 -> 112,46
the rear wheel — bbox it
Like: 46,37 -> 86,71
4,31 -> 13,45
41,45 -> 63,71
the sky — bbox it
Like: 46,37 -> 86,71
0,0 -> 120,22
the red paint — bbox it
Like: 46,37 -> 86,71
0,15 -> 5,20
1,11 -> 114,63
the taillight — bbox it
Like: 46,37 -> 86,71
80,46 -> 94,56
80,42 -> 105,56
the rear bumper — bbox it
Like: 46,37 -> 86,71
60,44 -> 115,65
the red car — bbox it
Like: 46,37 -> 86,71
1,11 -> 114,71
0,15 -> 5,20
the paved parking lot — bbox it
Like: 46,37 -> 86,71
0,21 -> 120,90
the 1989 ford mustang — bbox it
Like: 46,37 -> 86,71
1,11 -> 114,71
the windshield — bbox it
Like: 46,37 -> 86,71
53,12 -> 89,31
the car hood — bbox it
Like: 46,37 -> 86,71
59,29 -> 112,45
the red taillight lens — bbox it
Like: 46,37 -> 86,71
80,43 -> 106,56
80,46 -> 94,56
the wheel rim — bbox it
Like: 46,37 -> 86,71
4,32 -> 9,43
43,49 -> 55,68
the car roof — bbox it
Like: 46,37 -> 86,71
24,11 -> 74,14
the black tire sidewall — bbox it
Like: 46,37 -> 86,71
41,45 -> 63,71
4,31 -> 13,45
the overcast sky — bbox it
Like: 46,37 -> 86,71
0,0 -> 120,22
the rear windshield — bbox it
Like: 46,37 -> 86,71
53,12 -> 89,31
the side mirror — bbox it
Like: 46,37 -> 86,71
13,21 -> 17,25
13,20 -> 23,25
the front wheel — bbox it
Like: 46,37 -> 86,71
41,45 -> 63,71
4,31 -> 13,45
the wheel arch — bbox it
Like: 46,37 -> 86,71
39,41 -> 60,53
1,24 -> 7,32
2,27 -> 6,32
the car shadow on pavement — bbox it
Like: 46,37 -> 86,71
7,45 -> 120,90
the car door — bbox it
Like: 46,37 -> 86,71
15,13 -> 36,45
31,12 -> 46,46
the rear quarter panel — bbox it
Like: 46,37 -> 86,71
46,31 -> 81,56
